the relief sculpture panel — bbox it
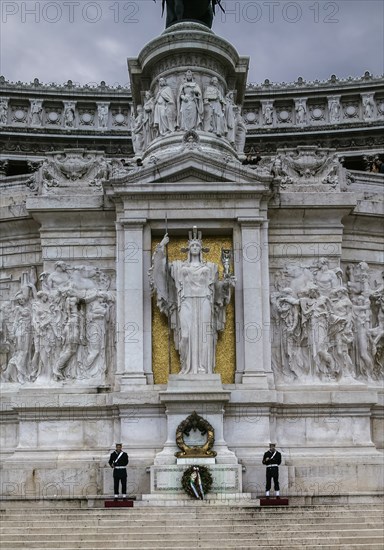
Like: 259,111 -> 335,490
271,259 -> 383,384
0,263 -> 115,385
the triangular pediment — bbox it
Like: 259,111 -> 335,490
110,149 -> 272,186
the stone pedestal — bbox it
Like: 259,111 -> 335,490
147,374 -> 245,497
149,464 -> 243,495
154,374 -> 238,466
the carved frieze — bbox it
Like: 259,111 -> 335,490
270,146 -> 341,189
149,53 -> 224,82
28,149 -> 133,194
0,264 -> 115,385
127,71 -> 247,156
271,260 -> 383,384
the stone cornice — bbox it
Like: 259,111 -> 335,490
246,72 -> 384,93
0,76 -> 130,95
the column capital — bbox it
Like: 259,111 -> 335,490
118,218 -> 147,228
237,217 -> 264,227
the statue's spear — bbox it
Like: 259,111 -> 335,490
165,214 -> 172,375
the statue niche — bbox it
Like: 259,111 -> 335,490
149,227 -> 235,375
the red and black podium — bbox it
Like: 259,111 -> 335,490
260,497 -> 289,506
104,499 -> 134,508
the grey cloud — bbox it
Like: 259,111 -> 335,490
0,1 -> 382,85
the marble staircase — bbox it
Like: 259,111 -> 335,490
0,503 -> 383,549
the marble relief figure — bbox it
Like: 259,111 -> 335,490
234,105 -> 247,154
271,259 -> 384,384
1,263 -> 115,385
5,292 -> 33,383
30,100 -> 43,126
177,70 -> 203,131
203,77 -> 226,136
131,105 -> 145,155
154,77 -> 176,136
0,99 -> 8,124
143,91 -> 155,148
224,91 -> 236,146
149,227 -> 235,375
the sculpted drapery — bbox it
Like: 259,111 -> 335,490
177,70 -> 203,131
150,228 -> 235,375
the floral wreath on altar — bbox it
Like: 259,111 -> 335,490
181,465 -> 213,500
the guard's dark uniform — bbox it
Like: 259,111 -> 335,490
109,449 -> 129,496
262,448 -> 282,493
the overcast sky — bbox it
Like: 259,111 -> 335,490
0,1 -> 383,87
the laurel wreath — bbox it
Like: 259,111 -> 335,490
181,465 -> 213,499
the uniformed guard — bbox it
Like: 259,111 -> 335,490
109,443 -> 129,500
262,442 -> 282,497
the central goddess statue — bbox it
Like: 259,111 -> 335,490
149,227 -> 235,374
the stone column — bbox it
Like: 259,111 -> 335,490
238,218 -> 269,388
116,218 -> 147,386
260,215 -> 273,382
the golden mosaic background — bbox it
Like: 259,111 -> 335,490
151,236 -> 236,384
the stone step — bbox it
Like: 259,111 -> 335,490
2,525 -> 384,543
2,507 -> 383,518
2,504 -> 382,550
0,541 -> 383,550
1,528 -> 383,540
0,506 -> 383,516
1,547 -> 383,550
2,520 -> 382,533
0,536 -> 383,549
0,512 -> 382,525
2,516 -> 383,528
1,517 -> 382,528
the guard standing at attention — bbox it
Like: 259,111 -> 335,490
109,443 -> 129,500
262,442 -> 282,497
